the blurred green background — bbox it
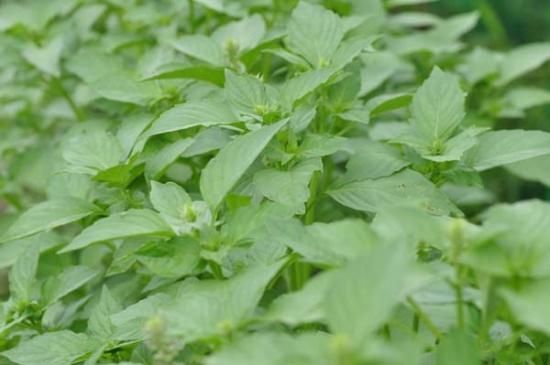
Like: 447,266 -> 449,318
429,0 -> 550,47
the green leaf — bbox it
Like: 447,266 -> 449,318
136,236 -> 201,278
344,141 -> 409,182
287,1 -> 344,68
63,130 -> 125,175
500,87 -> 550,117
161,261 -> 285,342
225,70 -> 274,117
506,155 -> 550,187
0,198 -> 98,243
182,127 -> 232,157
360,52 -> 403,96
141,63 -> 225,86
410,67 -> 465,142
42,266 -> 99,305
21,37 -> 64,77
463,201 -> 550,278
436,329 -> 481,365
205,332 -> 331,365
324,243 -> 410,346
464,130 -> 550,171
144,138 -> 195,179
111,293 -> 171,341
282,68 -> 334,107
117,114 -> 154,158
66,49 -> 124,83
500,278 -> 550,335
88,286 -> 122,340
171,35 -> 225,66
458,47 -> 500,85
330,36 -> 378,70
144,101 -> 237,138
200,119 -> 288,209
387,0 -> 437,7
0,232 -> 61,270
421,127 -> 486,162
497,43 -> 550,86
329,169 -> 461,216
60,209 -> 174,253
254,158 -> 322,214
9,244 -> 39,303
150,181 -> 192,218
266,271 -> 334,326
366,92 -> 413,117
266,218 -> 377,266
88,73 -> 161,106
212,14 -> 266,54
2,331 -> 100,365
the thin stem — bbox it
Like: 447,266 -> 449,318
304,171 -> 320,225
188,0 -> 195,32
209,261 -> 223,279
51,77 -> 84,122
406,296 -> 442,340
450,219 -> 465,329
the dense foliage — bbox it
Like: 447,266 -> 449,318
1,0 -> 550,364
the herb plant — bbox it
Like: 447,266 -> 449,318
1,0 -> 550,364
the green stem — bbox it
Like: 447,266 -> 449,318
304,171 -> 320,225
52,77 -> 84,122
450,220 -> 465,329
292,262 -> 310,291
407,296 -> 442,340
209,261 -> 223,279
188,0 -> 195,32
